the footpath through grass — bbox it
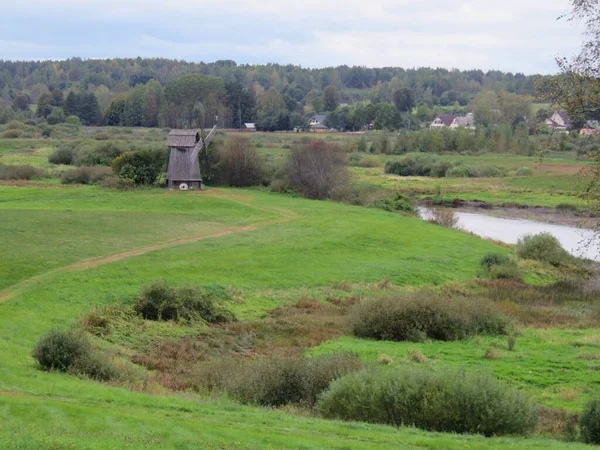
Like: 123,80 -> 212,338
0,187 -> 279,290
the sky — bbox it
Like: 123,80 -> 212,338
0,0 -> 586,74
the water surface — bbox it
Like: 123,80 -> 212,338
419,208 -> 599,261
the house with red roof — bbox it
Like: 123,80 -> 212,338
430,113 -> 475,130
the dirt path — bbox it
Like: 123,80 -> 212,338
0,390 -> 26,398
0,217 -> 292,304
0,189 -> 300,303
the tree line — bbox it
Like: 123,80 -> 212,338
0,58 -> 546,130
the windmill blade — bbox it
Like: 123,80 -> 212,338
189,126 -> 217,163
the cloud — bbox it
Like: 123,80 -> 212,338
2,0 -> 586,73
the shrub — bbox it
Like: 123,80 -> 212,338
32,329 -> 115,381
61,166 -> 112,184
581,398 -> 600,444
350,293 -> 508,342
319,367 -> 538,436
377,354 -> 394,365
0,164 -> 44,180
33,329 -> 91,372
431,160 -> 453,177
477,165 -> 502,178
385,157 -> 415,176
347,152 -> 363,167
46,107 -> 65,125
489,264 -> 523,281
516,167 -> 534,176
218,136 -> 266,187
428,207 -> 459,228
480,252 -> 513,270
5,120 -> 24,130
2,129 -> 21,139
446,165 -> 477,178
219,353 -> 362,407
94,132 -> 110,141
385,154 -> 439,177
111,147 -> 168,186
374,193 -> 415,215
485,348 -> 501,360
74,141 -> 127,166
20,127 -> 36,138
65,115 -> 81,126
286,140 -> 348,200
134,281 -> 235,323
48,147 -> 74,165
508,335 -> 517,351
516,233 -> 573,266
358,155 -> 382,168
49,123 -> 80,139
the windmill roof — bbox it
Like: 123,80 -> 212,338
167,129 -> 200,148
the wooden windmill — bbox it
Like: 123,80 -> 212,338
166,126 -> 217,190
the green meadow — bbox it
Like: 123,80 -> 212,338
0,184 -> 596,449
0,131 -> 598,449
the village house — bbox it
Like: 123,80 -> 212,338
308,114 -> 329,133
545,111 -> 572,132
580,127 -> 600,136
430,113 -> 475,130
243,123 -> 256,132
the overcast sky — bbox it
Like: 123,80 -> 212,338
1,0 -> 585,74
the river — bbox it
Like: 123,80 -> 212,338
419,208 -> 600,261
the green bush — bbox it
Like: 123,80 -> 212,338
65,115 -> 81,126
33,329 -> 91,372
385,154 -> 440,177
48,147 -> 74,165
516,233 -> 573,266
476,165 -> 502,178
350,293 -> 508,342
374,193 -> 415,215
318,367 -> 538,437
430,160 -> 453,177
20,127 -> 36,138
61,166 -> 112,184
347,152 -> 363,167
446,165 -> 476,178
75,141 -> 127,166
32,329 -> 115,381
516,167 -> 534,176
5,120 -> 24,130
134,281 -> 235,323
2,129 -> 21,139
49,123 -> 80,139
489,264 -> 523,281
480,252 -> 513,270
111,147 -> 168,186
0,164 -> 44,180
581,398 -> 600,444
358,155 -> 382,168
217,353 -> 362,407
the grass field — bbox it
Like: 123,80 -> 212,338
1,184 -> 596,449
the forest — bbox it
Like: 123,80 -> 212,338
0,58 -> 544,131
